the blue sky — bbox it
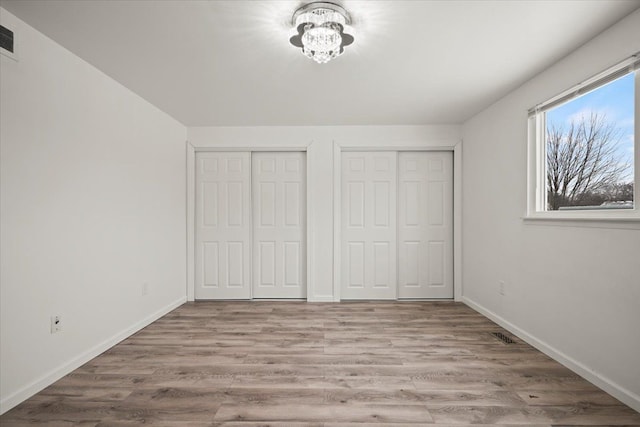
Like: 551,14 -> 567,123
546,73 -> 635,182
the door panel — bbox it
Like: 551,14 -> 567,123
341,152 -> 397,299
252,152 -> 306,298
195,152 -> 251,299
398,151 -> 453,299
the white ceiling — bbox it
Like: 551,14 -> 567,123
2,0 -> 639,127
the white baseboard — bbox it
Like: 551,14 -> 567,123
462,296 -> 640,413
0,296 -> 186,415
308,295 -> 336,302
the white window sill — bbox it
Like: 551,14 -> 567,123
522,215 -> 640,230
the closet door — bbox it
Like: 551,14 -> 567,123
195,152 -> 251,299
398,152 -> 453,298
252,152 -> 306,298
341,152 -> 397,299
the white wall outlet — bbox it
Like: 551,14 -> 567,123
50,315 -> 62,334
142,282 -> 148,296
499,280 -> 506,296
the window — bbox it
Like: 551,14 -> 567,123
527,54 -> 640,220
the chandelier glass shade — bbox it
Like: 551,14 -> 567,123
289,2 -> 354,64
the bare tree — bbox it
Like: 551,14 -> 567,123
546,112 -> 632,210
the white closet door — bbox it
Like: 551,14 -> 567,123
252,152 -> 306,298
195,152 -> 251,299
341,152 -> 397,300
398,152 -> 453,299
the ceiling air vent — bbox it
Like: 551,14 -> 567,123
0,25 -> 14,53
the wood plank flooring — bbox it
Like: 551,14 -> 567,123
2,301 -> 639,425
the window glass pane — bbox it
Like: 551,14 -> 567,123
545,72 -> 635,211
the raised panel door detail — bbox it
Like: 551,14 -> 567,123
285,158 -> 299,173
428,241 -> 445,287
403,241 -> 420,287
348,182 -> 365,227
284,182 -> 300,226
428,181 -> 444,226
227,242 -> 244,287
284,242 -> 301,287
195,152 -> 251,299
349,157 -> 364,172
227,158 -> 242,173
429,158 -> 443,172
258,241 -> 276,287
227,182 -> 244,226
404,181 -> 419,226
398,152 -> 453,299
202,182 -> 218,226
374,157 -> 390,172
252,152 -> 306,299
341,151 -> 397,300
203,242 -> 219,287
347,242 -> 365,287
259,182 -> 276,227
374,182 -> 390,227
373,242 -> 390,287
202,158 -> 218,172
261,158 -> 276,173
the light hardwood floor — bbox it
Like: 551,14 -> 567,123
2,301 -> 639,425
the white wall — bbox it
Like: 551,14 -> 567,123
461,10 -> 640,411
0,9 -> 187,413
188,125 -> 462,301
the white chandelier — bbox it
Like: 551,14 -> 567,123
289,2 -> 354,64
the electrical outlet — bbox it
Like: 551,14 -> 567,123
499,280 -> 505,296
51,315 -> 62,334
142,282 -> 149,296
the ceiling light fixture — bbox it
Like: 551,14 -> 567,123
289,2 -> 354,64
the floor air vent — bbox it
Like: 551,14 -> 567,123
491,331 -> 516,344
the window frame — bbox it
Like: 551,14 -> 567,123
526,54 -> 640,222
